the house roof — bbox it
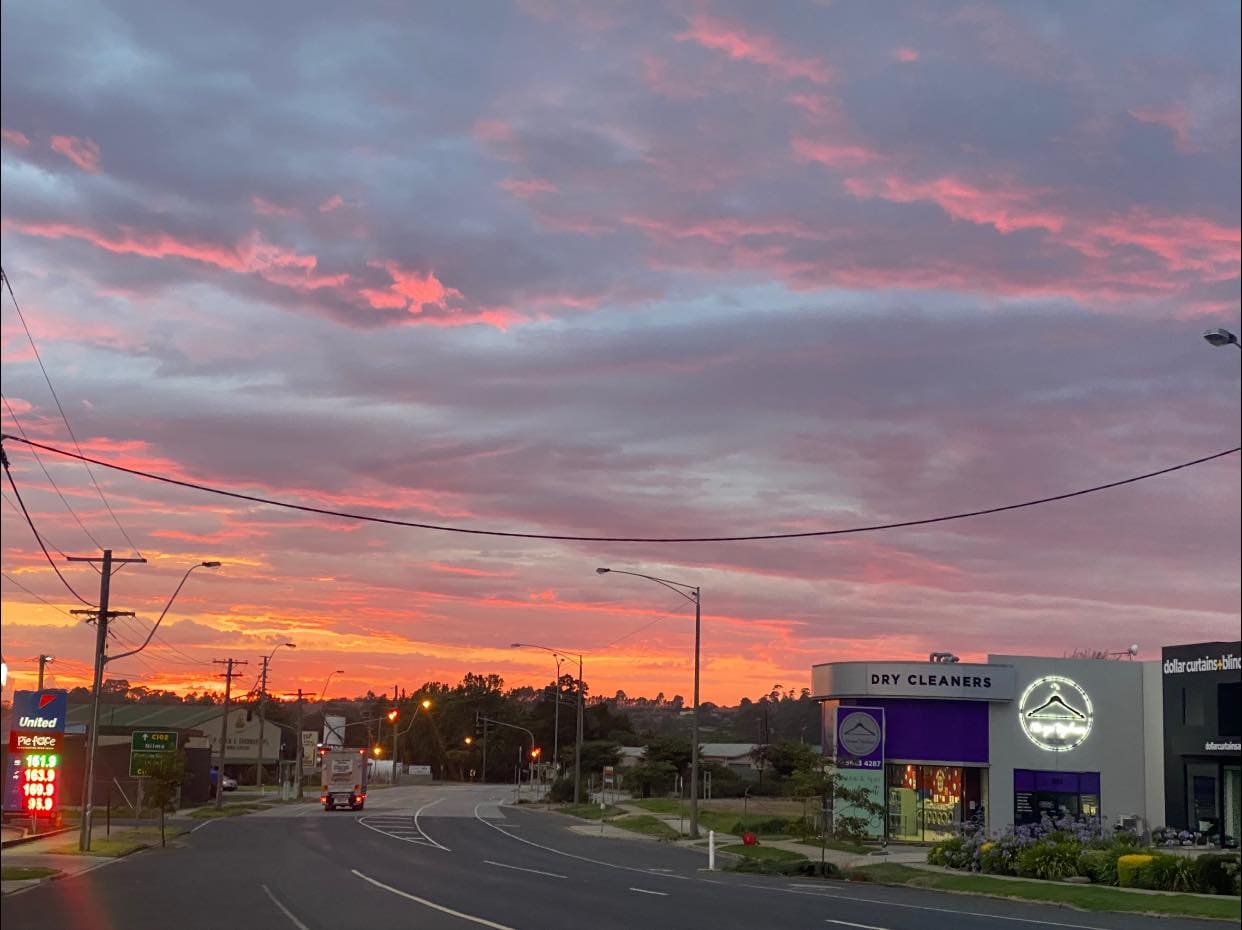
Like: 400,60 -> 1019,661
699,743 -> 758,759
66,703 -> 229,730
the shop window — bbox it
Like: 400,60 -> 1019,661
1224,766 -> 1240,849
1014,769 -> 1101,826
1219,683 -> 1241,737
885,764 -> 964,842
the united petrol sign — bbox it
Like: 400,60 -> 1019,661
4,690 -> 68,814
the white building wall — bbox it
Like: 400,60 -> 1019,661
1141,660 -> 1165,831
987,655 -> 1156,832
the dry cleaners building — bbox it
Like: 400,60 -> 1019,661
812,655 -> 1164,842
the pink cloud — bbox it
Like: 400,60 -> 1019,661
318,194 -> 345,213
1129,106 -> 1196,153
360,261 -> 462,314
676,13 -> 833,84
473,119 -> 515,144
845,173 -> 1065,234
893,47 -> 919,62
251,195 -> 300,217
50,135 -> 101,172
1,128 -> 31,147
792,136 -> 883,168
499,177 -> 558,199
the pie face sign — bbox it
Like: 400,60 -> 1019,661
1018,676 -> 1093,752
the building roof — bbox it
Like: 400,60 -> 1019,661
699,743 -> 758,759
66,703 -> 229,730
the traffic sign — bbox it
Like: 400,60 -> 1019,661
129,730 -> 177,777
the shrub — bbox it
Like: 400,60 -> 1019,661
546,778 -> 575,803
1192,854 -> 1242,896
1077,849 -> 1118,885
1016,842 -> 1079,881
1117,854 -> 1154,887
928,836 -> 963,867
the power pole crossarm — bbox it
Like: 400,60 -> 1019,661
213,658 -> 248,809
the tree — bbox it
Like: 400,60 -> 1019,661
143,750 -> 187,848
792,756 -> 884,843
643,736 -> 691,775
766,741 -> 819,779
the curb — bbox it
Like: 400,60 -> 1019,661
0,827 -> 76,849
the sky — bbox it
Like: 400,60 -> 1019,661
1,0 -> 1239,706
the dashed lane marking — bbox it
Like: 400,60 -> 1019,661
483,860 -> 568,879
629,887 -> 669,897
352,869 -> 516,930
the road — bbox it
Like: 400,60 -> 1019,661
1,784 -> 1222,930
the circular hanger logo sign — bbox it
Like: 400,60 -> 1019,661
1018,675 -> 1093,752
837,711 -> 882,758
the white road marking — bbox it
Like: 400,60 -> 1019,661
472,803 -> 689,881
190,820 -> 214,833
261,884 -> 311,930
352,869 -> 517,930
825,921 -> 888,930
357,815 -> 439,848
414,796 -> 452,851
629,887 -> 669,896
484,859 -> 568,879
784,887 -> 1112,929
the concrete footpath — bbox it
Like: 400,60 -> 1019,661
1,833 -> 122,896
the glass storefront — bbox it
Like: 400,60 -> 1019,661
1224,766 -> 1240,849
1013,769 -> 1100,826
886,763 -> 978,842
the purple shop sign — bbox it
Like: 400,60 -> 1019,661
835,706 -> 884,769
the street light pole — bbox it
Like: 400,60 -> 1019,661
37,654 -> 53,690
596,567 -> 702,838
256,642 -> 295,792
1203,328 -> 1240,350
512,643 -> 585,804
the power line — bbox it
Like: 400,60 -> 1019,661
0,570 -> 76,616
3,392 -> 106,551
599,593 -> 694,650
1,267 -> 142,557
2,489 -> 70,558
1,447 -> 95,606
2,433 -> 1237,544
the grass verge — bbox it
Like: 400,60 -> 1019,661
2,866 -> 61,881
187,803 -> 272,819
611,815 -> 680,840
721,843 -> 806,862
851,864 -> 1242,922
49,828 -> 185,858
630,798 -> 683,815
555,804 -> 626,821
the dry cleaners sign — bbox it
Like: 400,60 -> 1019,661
811,662 -> 1016,702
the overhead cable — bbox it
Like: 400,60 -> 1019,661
1,433 -> 1236,544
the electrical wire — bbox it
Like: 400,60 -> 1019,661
0,570 -> 76,616
1,448 -> 95,605
2,433 -> 1237,544
115,614 -> 213,667
599,593 -> 694,650
1,267 -> 143,557
3,392 -> 106,552
2,489 -> 70,557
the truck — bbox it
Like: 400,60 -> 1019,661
319,748 -> 368,811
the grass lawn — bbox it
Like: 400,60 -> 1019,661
612,815 -> 681,840
555,804 -> 626,821
2,866 -> 61,881
852,864 -> 1242,922
631,798 -> 683,815
721,843 -> 806,862
50,828 -> 184,857
187,803 -> 272,819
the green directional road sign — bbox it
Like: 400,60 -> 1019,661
129,729 -> 177,777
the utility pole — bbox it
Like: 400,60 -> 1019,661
391,685 -> 399,786
256,656 -> 270,792
37,654 -> 53,690
68,547 -> 146,853
293,688 -> 306,799
574,654 -> 583,805
481,717 -> 488,782
213,658 -> 247,809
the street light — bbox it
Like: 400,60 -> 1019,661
1203,328 -> 1240,349
256,641 -> 295,792
37,654 -> 54,690
318,669 -> 346,702
596,566 -> 703,838
512,643 -> 584,804
81,560 -> 219,851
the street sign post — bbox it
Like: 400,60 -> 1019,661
129,730 -> 178,778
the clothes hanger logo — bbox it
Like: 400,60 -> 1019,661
1017,675 -> 1094,752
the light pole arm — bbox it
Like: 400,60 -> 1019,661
106,564 -> 211,664
598,569 -> 699,605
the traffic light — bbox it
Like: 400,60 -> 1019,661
473,714 -> 485,738
386,709 -> 398,723
531,747 -> 542,760
372,745 -> 382,757
464,736 -> 473,745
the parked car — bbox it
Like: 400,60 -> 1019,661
210,767 -> 239,792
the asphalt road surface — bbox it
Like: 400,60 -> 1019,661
2,784 -> 1223,930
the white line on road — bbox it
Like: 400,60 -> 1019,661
352,869 -> 517,930
414,796 -> 451,851
261,884 -> 311,930
784,887 -> 1112,929
484,859 -> 568,879
190,819 -> 214,833
472,803 -> 690,881
629,887 -> 669,896
825,920 -> 888,930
